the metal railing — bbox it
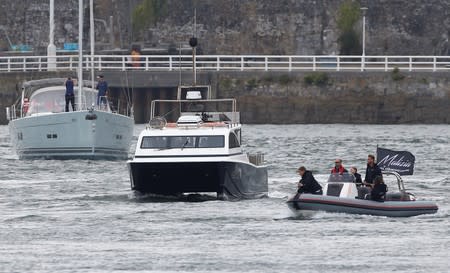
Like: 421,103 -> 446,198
1,55 -> 450,72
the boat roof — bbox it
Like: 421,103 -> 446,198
141,122 -> 240,136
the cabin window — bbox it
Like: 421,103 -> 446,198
141,135 -> 224,149
229,133 -> 240,148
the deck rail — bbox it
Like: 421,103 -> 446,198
1,55 -> 450,72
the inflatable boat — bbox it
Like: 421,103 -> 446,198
287,171 -> 438,217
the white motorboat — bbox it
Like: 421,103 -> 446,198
6,79 -> 134,159
287,171 -> 438,217
127,91 -> 268,199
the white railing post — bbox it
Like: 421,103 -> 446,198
98,56 -> 102,71
313,56 -> 316,71
265,56 -> 268,71
7,58 -> 10,72
361,56 -> 364,72
241,56 -> 244,71
216,56 -> 220,71
69,56 -> 73,70
409,56 -> 412,72
433,56 -> 437,72
38,57 -> 42,71
169,56 -> 172,71
385,57 -> 388,72
336,56 -> 340,71
145,56 -> 149,71
288,56 -> 292,72
122,56 -> 125,71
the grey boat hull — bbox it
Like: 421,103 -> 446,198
287,194 -> 438,217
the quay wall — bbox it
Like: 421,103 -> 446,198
0,70 -> 449,124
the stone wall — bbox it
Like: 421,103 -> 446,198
0,70 -> 448,124
1,0 -> 450,55
215,71 -> 450,124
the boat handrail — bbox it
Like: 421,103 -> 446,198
150,98 -> 238,125
163,121 -> 231,129
381,171 -> 406,192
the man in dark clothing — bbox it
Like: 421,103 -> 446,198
65,77 -> 76,112
363,154 -> 382,187
369,176 -> 387,201
331,158 -> 348,174
297,166 -> 323,195
96,75 -> 108,107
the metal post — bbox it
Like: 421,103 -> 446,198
361,7 -> 368,71
90,0 -> 95,94
109,16 -> 115,46
47,0 -> 57,71
78,0 -> 84,109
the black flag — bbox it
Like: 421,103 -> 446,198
376,147 -> 415,175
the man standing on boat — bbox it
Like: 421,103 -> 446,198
65,77 -> 76,112
96,75 -> 108,109
331,158 -> 348,174
363,154 -> 383,187
297,166 -> 323,195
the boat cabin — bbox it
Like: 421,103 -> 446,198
24,86 -> 100,116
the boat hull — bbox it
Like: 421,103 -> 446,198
128,160 -> 268,199
287,194 -> 438,217
8,110 -> 134,160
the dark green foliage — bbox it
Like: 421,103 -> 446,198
246,78 -> 258,89
278,74 -> 293,85
304,72 -> 329,86
219,78 -> 232,89
337,0 -> 362,55
132,0 -> 167,39
391,67 -> 405,81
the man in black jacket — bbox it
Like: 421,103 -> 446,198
297,166 -> 323,195
363,154 -> 382,187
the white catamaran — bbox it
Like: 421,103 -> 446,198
6,0 -> 134,159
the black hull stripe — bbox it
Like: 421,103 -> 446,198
134,152 -> 243,158
288,199 -> 438,212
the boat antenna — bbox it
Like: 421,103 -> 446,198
89,0 -> 95,103
178,42 -> 182,86
77,0 -> 84,109
189,8 -> 198,86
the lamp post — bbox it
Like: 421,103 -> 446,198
360,7 -> 368,71
47,0 -> 57,71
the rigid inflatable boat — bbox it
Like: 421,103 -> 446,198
287,172 -> 438,217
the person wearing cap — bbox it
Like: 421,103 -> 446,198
96,75 -> 108,108
65,77 -> 76,112
296,166 -> 323,195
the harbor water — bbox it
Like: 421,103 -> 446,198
0,124 -> 449,273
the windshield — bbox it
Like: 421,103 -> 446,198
27,89 -> 98,115
141,135 -> 225,149
327,173 -> 355,183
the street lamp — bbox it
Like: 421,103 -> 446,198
360,7 -> 368,56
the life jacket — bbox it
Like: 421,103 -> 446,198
331,166 -> 346,174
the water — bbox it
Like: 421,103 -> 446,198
0,124 -> 449,273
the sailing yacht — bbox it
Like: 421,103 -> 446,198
6,0 -> 134,159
